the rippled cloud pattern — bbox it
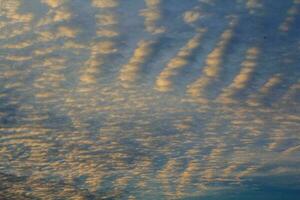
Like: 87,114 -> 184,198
0,0 -> 300,199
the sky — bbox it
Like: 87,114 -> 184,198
0,0 -> 300,199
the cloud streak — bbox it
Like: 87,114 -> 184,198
140,0 -> 166,34
187,16 -> 239,102
119,40 -> 156,85
217,46 -> 261,104
155,28 -> 207,92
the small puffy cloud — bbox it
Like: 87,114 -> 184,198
96,13 -> 118,25
91,41 -> 118,55
183,10 -> 201,24
41,0 -> 62,8
57,26 -> 79,38
96,28 -> 119,37
91,0 -> 119,8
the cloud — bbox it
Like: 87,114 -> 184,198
78,55 -> 104,85
187,17 -> 238,99
222,164 -> 238,178
62,41 -> 87,50
183,10 -> 201,24
37,8 -> 72,26
247,74 -> 282,106
119,40 -> 156,83
34,71 -> 66,88
0,0 -> 33,40
140,0 -> 166,34
217,47 -> 260,104
41,0 -> 63,8
176,160 -> 202,197
35,3 -> 77,43
96,13 -> 118,26
96,28 -> 119,37
281,80 -> 300,103
279,0 -> 300,32
156,159 -> 182,196
91,0 -> 119,8
198,0 -> 215,5
282,145 -> 300,155
7,13 -> 33,23
155,28 -> 207,92
33,46 -> 57,56
5,55 -> 32,62
268,129 -> 285,151
235,166 -> 258,180
0,25 -> 31,40
3,40 -> 33,49
92,41 -> 117,55
56,26 -> 79,38
1,0 -> 33,22
245,0 -> 263,14
1,1 -> 299,199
